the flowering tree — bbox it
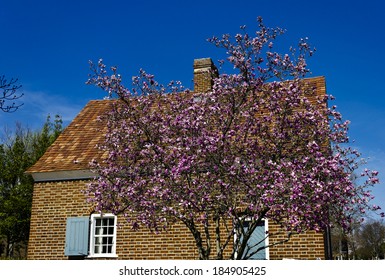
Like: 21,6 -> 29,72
87,18 -> 382,259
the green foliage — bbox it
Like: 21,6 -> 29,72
0,115 -> 62,258
31,114 -> 63,162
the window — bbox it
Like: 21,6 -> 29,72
242,219 -> 269,260
89,213 -> 117,258
235,219 -> 269,260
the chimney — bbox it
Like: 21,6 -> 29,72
193,58 -> 218,93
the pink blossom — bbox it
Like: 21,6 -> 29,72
86,18 -> 381,259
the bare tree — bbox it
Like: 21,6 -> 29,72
0,75 -> 23,113
355,220 -> 385,259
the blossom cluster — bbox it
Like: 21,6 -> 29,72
86,17 -> 382,258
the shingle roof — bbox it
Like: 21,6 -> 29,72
27,76 -> 326,178
27,100 -> 113,174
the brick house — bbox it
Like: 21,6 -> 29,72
26,58 -> 327,260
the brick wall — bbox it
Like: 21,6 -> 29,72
268,223 -> 325,260
27,179 -> 199,260
28,179 -> 324,260
27,180 -> 90,259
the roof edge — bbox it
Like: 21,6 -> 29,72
30,169 -> 96,182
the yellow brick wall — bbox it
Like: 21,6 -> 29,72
27,180 -> 199,260
268,223 -> 325,260
27,179 -> 324,260
194,70 -> 213,93
27,180 -> 90,259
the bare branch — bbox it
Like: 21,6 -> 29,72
0,75 -> 23,113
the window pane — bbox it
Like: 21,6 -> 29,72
96,219 -> 101,227
108,226 -> 114,235
102,246 -> 107,254
102,226 -> 108,234
95,226 -> 102,235
101,219 -> 107,226
95,237 -> 102,245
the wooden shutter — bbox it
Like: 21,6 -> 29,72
64,217 -> 90,256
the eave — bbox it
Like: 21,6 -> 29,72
30,169 -> 95,182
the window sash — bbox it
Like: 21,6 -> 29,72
89,214 -> 117,257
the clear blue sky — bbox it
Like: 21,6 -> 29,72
1,0 -> 384,215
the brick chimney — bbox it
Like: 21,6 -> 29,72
193,58 -> 218,93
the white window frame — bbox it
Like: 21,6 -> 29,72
88,213 -> 118,258
234,218 -> 269,260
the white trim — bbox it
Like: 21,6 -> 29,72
88,213 -> 118,258
265,219 -> 270,260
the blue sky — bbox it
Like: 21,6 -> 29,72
1,0 -> 384,215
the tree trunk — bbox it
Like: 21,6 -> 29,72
214,215 -> 223,259
5,235 -> 13,258
184,219 -> 210,259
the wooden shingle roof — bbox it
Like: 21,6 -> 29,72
27,76 -> 326,182
27,100 -> 114,181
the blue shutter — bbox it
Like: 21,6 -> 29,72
64,217 -> 90,256
243,220 -> 267,260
